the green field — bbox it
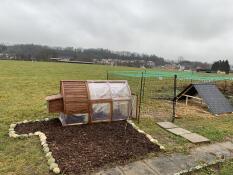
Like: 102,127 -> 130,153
0,60 -> 233,174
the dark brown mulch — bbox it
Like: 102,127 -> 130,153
15,119 -> 160,175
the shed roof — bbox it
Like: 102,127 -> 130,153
176,83 -> 233,115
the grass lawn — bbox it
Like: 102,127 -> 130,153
0,60 -> 232,174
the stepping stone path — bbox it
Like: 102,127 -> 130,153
157,122 -> 210,143
95,141 -> 233,175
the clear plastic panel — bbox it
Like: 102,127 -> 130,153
88,83 -> 112,100
131,95 -> 137,119
92,103 -> 110,121
112,101 -> 129,121
109,83 -> 130,99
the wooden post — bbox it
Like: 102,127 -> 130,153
186,96 -> 188,106
138,72 -> 144,123
224,80 -> 227,93
172,74 -> 177,123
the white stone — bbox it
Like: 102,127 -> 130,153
150,138 -> 158,144
48,158 -> 55,165
34,131 -> 42,135
160,145 -> 165,150
46,152 -> 52,159
41,141 -> 46,145
39,132 -> 45,137
9,131 -> 15,135
50,163 -> 58,170
146,134 -> 154,140
12,134 -> 19,138
28,133 -> 34,136
137,129 -> 145,134
10,124 -> 16,128
9,128 -> 14,132
40,135 -> 47,140
23,120 -> 28,123
44,118 -> 49,121
53,167 -> 60,174
43,147 -> 50,153
42,143 -> 48,147
127,120 -> 133,124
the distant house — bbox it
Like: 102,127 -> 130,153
163,64 -> 178,70
50,57 -> 62,61
146,61 -> 155,68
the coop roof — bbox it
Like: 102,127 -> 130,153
60,80 -> 89,114
176,83 -> 233,115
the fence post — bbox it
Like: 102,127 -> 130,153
138,72 -> 144,123
172,74 -> 177,123
142,74 -> 146,98
224,80 -> 227,93
107,71 -> 109,80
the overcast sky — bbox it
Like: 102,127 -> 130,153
0,0 -> 233,63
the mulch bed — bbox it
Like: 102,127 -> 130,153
15,119 -> 160,174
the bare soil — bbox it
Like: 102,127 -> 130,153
15,119 -> 160,175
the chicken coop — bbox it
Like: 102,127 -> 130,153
45,80 -> 132,126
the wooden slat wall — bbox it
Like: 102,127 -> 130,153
61,81 -> 89,114
47,98 -> 64,113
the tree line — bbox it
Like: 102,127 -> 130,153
1,43 -> 228,70
211,60 -> 230,74
0,44 -> 166,65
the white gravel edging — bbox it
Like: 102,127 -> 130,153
8,118 -> 61,174
127,120 -> 165,150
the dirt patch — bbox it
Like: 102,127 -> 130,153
15,119 -> 160,175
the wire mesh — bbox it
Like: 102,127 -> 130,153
108,70 -> 233,122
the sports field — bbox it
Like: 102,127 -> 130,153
0,60 -> 233,174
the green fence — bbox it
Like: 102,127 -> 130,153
108,70 -> 233,122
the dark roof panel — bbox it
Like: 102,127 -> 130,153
176,83 -> 233,115
193,84 -> 233,115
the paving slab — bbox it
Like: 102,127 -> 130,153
157,122 -> 178,129
181,133 -> 210,143
119,161 -> 159,175
217,141 -> 233,152
144,156 -> 182,175
167,127 -> 191,136
168,153 -> 198,171
199,143 -> 232,159
190,147 -> 218,164
94,167 -> 124,175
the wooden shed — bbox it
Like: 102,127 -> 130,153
46,80 -> 132,126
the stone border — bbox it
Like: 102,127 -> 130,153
127,120 -> 165,150
8,118 -> 61,174
9,119 -> 165,175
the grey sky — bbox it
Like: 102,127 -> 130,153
0,0 -> 233,63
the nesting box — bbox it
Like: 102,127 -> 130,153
46,80 -> 132,126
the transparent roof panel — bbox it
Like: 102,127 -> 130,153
88,83 -> 111,100
88,82 -> 130,100
109,83 -> 131,99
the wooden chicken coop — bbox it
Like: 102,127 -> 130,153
45,80 -> 132,126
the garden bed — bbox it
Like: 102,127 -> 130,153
15,119 -> 160,174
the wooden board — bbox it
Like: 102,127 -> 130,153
61,80 -> 89,114
46,94 -> 63,113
